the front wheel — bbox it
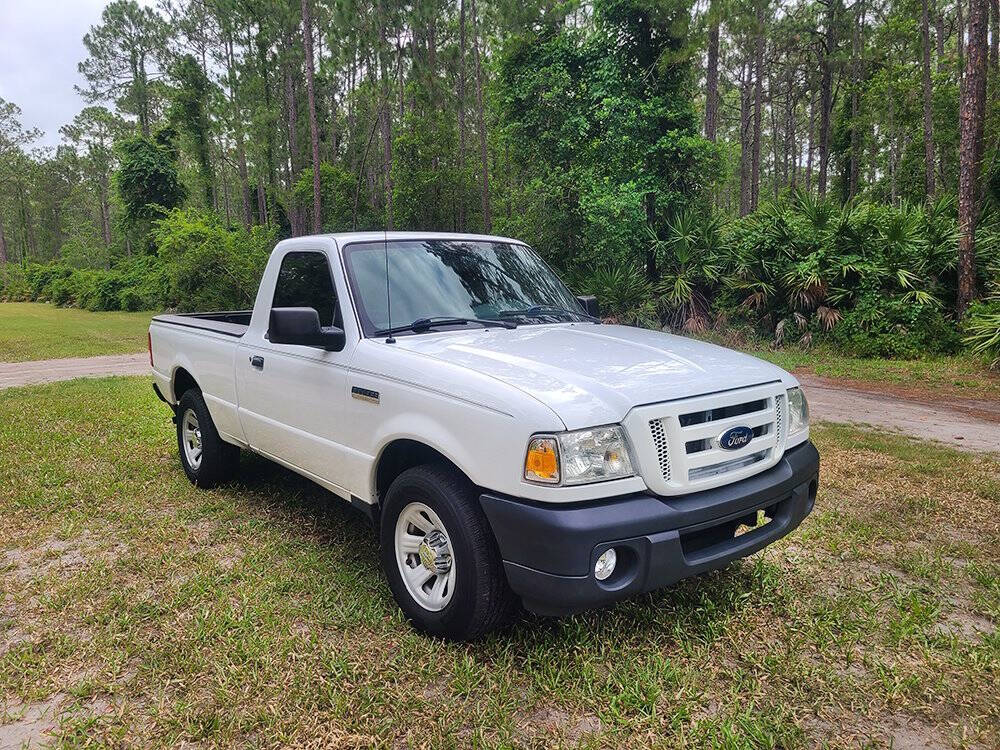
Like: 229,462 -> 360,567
176,389 -> 239,488
379,464 -> 516,640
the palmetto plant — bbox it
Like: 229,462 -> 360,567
964,300 -> 1000,367
577,264 -> 657,327
648,210 -> 723,332
718,191 -> 953,348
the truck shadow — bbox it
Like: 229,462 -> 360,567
218,451 -> 759,652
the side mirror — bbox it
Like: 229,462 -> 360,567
576,295 -> 600,318
269,307 -> 346,351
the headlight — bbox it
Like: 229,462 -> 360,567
787,387 -> 809,435
524,425 -> 635,485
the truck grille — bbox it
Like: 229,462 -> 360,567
625,383 -> 788,496
649,418 -> 671,481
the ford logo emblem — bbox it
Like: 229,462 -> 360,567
718,425 -> 754,450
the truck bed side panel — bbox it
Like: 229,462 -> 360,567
150,321 -> 246,446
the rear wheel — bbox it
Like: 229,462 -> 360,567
176,389 -> 239,487
379,464 -> 516,640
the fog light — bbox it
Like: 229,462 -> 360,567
594,548 -> 617,581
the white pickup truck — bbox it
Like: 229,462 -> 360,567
149,232 -> 819,640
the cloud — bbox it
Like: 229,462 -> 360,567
0,0 -> 151,148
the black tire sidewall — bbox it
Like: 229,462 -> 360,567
379,466 -> 501,639
176,389 -> 234,487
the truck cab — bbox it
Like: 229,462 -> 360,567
149,232 -> 819,640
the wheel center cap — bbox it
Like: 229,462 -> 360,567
417,530 -> 452,574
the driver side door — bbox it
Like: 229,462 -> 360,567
236,249 -> 354,491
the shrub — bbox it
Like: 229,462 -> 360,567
964,298 -> 1000,368
830,292 -> 961,358
0,265 -> 33,302
152,208 -> 274,312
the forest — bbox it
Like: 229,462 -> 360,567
0,0 -> 999,363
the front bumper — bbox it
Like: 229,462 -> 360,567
479,441 -> 819,615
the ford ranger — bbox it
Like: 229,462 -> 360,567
148,232 -> 819,640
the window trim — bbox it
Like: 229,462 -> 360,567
268,249 -> 344,342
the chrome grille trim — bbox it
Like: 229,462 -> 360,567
649,418 -> 671,481
775,394 -> 785,447
623,382 -> 789,496
688,449 -> 771,481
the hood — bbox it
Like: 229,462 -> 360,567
392,323 -> 794,429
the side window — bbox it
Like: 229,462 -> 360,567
271,251 -> 339,327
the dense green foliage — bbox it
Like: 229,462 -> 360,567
0,0 -> 998,363
4,195 -> 996,367
0,211 -> 272,313
493,0 -> 720,277
570,193 -> 998,358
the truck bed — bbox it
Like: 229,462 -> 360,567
151,311 -> 251,338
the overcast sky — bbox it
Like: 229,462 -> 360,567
0,0 -> 151,148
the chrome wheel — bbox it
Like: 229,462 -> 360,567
181,408 -> 203,471
394,502 -> 456,612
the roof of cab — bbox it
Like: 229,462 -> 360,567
279,231 -> 528,247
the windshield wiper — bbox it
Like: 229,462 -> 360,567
375,316 -> 517,336
498,305 -> 600,323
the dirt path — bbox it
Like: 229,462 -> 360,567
0,354 -> 996,454
0,353 -> 148,390
798,374 -> 999,454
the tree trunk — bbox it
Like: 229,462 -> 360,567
99,173 -> 112,246
225,33 -> 254,228
849,0 -> 866,200
921,0 -> 936,199
770,78 -> 780,197
888,84 -> 898,204
818,0 -> 837,197
806,91 -> 815,192
302,0 -> 322,234
705,5 -> 720,141
958,0 -> 966,79
284,44 -> 304,236
957,0 -> 990,316
739,64 -> 754,216
377,0 -> 394,230
470,0 -> 491,231
750,1 -> 765,211
457,0 -> 468,231
0,214 -> 8,265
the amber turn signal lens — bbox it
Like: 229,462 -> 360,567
524,437 -> 559,483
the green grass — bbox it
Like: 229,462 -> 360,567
751,347 -> 1000,395
691,332 -> 1000,397
2,377 -> 999,748
0,303 -> 153,362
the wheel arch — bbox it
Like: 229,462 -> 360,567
171,366 -> 199,403
373,438 -> 474,506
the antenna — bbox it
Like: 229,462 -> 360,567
383,224 -> 395,344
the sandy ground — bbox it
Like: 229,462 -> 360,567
0,353 -> 149,389
798,374 -> 999,454
0,354 -> 996,455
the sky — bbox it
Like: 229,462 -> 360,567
0,0 -> 152,148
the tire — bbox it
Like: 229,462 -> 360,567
379,464 -> 517,640
176,389 -> 240,488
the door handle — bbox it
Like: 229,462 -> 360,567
250,355 -> 264,369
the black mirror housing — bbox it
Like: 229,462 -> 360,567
576,295 -> 600,318
270,307 -> 346,351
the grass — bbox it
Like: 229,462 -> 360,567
751,346 -> 1000,396
1,377 -> 999,748
0,303 -> 153,362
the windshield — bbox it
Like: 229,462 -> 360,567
342,239 -> 585,336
